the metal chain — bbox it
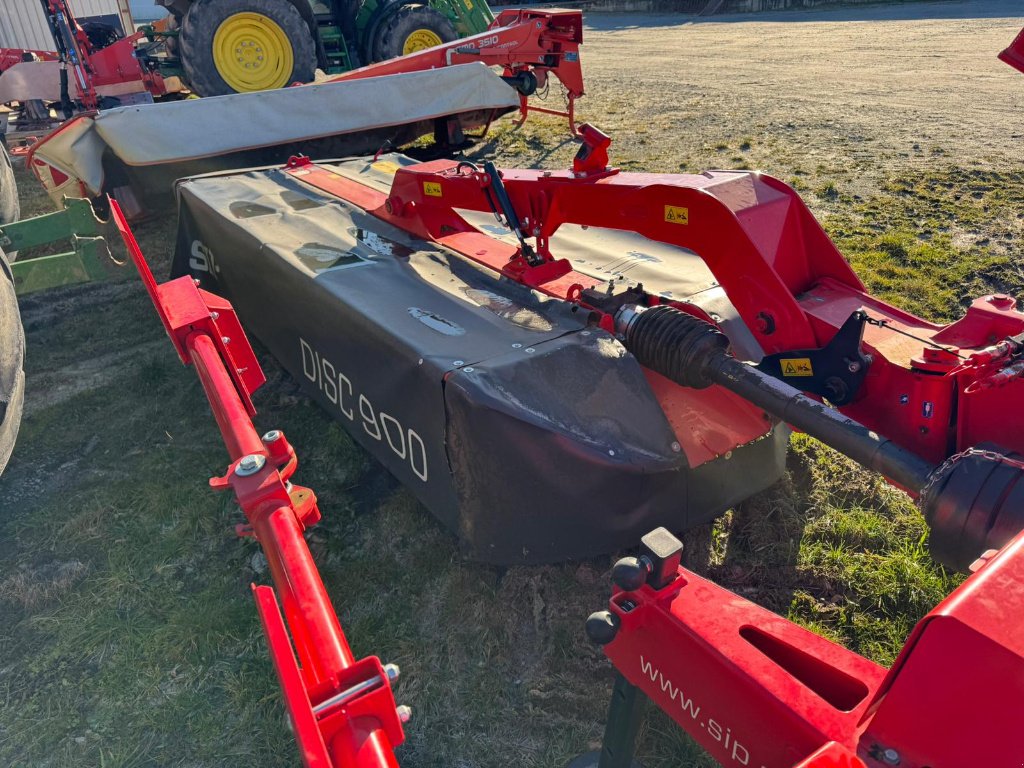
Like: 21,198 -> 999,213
863,314 -> 967,359
918,446 -> 1024,508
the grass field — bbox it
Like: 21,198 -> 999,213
2,4 -> 1023,766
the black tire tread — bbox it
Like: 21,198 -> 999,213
179,0 -> 316,96
374,5 -> 457,63
0,143 -> 19,261
0,143 -> 24,474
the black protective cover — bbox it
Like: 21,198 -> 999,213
171,160 -> 787,563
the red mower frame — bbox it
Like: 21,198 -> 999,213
108,25 -> 1024,768
113,202 -> 406,767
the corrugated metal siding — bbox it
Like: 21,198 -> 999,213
0,0 -> 134,51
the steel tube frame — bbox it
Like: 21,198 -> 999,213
114,200 -> 403,768
703,354 -> 937,493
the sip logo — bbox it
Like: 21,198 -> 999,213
189,240 -> 219,274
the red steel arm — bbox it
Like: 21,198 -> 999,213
327,8 -> 585,133
112,200 -> 404,768
312,131 -> 1024,466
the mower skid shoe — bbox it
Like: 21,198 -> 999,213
170,157 -> 788,564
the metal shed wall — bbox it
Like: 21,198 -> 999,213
0,0 -> 134,51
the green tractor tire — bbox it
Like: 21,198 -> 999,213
374,4 -> 457,62
179,0 -> 317,96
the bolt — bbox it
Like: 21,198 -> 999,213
463,367 -> 475,373
262,430 -> 282,444
671,441 -> 681,453
512,343 -> 522,349
755,311 -> 776,335
581,330 -> 591,336
384,663 -> 401,682
235,454 -> 266,476
396,705 -> 413,724
608,449 -> 615,456
525,347 -> 536,353
453,360 -> 465,366
880,748 -> 900,765
221,336 -> 231,345
848,361 -> 861,373
210,311 -> 219,320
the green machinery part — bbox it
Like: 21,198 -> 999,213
307,0 -> 495,73
161,0 -> 495,95
1,198 -> 111,296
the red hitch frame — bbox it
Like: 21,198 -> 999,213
287,126 -> 1024,469
112,201 -> 404,768
588,525 -> 1024,768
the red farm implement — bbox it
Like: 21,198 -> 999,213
20,6 -> 585,218
93,23 -> 1024,768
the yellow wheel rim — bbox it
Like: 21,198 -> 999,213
402,29 -> 443,55
213,12 -> 294,92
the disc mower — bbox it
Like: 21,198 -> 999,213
169,115 -> 1024,570
6,17 -> 1023,768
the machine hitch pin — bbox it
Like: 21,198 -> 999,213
880,747 -> 901,765
312,675 -> 385,717
396,705 -> 413,724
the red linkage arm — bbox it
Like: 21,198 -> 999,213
112,200 -> 405,768
326,9 -> 585,132
366,137 -> 1024,468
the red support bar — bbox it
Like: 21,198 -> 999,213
111,199 -> 405,768
189,334 -> 266,460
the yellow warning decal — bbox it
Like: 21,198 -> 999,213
664,205 -> 689,225
371,160 -> 400,175
423,181 -> 443,197
781,358 -> 814,377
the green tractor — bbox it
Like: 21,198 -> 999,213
156,0 -> 495,96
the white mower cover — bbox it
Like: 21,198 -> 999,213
31,63 -> 519,200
